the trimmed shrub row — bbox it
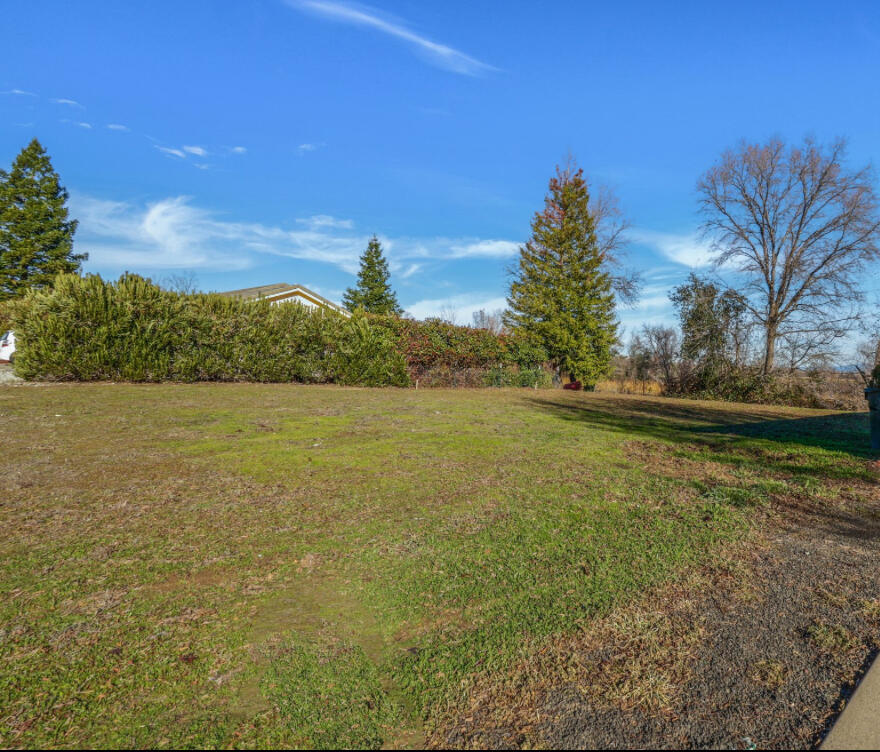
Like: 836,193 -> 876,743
9,274 -> 408,384
9,274 -> 550,387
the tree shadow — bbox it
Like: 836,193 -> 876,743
524,393 -> 878,487
525,392 -> 879,543
706,411 -> 871,455
526,393 -> 873,459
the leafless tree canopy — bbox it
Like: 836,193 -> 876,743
472,308 -> 506,334
436,306 -> 458,326
160,270 -> 199,295
640,324 -> 679,386
855,338 -> 880,375
589,184 -> 640,306
698,137 -> 880,373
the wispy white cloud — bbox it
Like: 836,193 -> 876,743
615,273 -> 706,338
107,123 -> 129,131
72,196 -> 376,273
71,195 -> 252,271
158,142 -> 241,164
73,194 -> 521,279
155,145 -> 186,159
449,239 -> 519,258
296,215 -> 354,230
298,142 -> 322,154
51,97 -> 83,108
61,119 -> 92,129
3,88 -> 37,96
629,282 -> 674,312
288,1 -> 497,76
398,263 -> 423,279
617,308 -> 679,339
630,229 -> 715,268
387,235 -> 523,265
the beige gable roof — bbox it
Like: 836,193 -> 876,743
218,283 -> 295,300
217,283 -> 350,316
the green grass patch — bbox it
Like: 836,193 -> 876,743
258,635 -> 401,750
0,385 -> 873,748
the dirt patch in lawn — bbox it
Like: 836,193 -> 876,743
433,463 -> 880,749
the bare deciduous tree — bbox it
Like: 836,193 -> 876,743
590,185 -> 640,305
160,270 -> 199,295
641,324 -> 680,387
854,339 -> 878,374
698,137 -> 880,374
436,306 -> 458,326
777,330 -> 837,372
472,308 -> 506,334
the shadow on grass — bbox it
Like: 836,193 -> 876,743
527,393 -> 880,543
526,393 -> 874,459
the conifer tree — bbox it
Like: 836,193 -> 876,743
343,235 -> 402,315
0,139 -> 85,300
505,163 -> 617,387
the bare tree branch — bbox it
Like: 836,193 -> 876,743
698,137 -> 880,373
588,183 -> 641,305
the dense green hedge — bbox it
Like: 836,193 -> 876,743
9,274 -> 408,385
0,300 -> 11,336
9,274 -> 551,387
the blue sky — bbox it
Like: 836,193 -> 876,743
2,0 -> 879,337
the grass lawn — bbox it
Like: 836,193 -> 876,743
0,384 -> 877,748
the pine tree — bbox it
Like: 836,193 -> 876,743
0,139 -> 85,301
343,235 -> 402,315
505,163 -> 617,387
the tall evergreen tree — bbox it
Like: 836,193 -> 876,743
505,163 -> 617,387
343,235 -> 402,315
0,139 -> 85,300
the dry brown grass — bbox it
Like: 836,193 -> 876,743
861,599 -> 880,621
595,378 -> 663,395
807,623 -> 860,656
427,540 -> 764,749
751,659 -> 788,689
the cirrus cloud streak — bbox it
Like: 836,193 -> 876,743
288,1 -> 497,76
72,194 -> 522,276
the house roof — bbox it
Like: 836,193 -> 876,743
217,283 -> 349,314
218,283 -> 296,300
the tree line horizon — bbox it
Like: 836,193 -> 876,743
1,135 -> 879,389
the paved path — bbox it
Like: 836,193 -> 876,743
821,654 -> 880,749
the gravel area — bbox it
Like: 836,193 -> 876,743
437,476 -> 880,750
539,528 -> 880,750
